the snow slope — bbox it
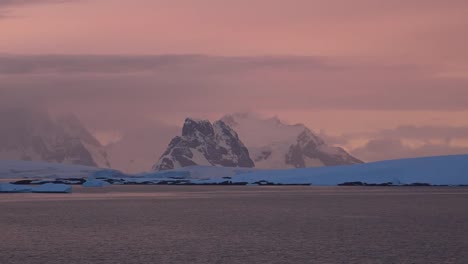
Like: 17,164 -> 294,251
221,113 -> 305,148
0,160 -> 103,179
1,154 -> 467,186
230,154 -> 468,185
121,155 -> 468,186
140,165 -> 257,179
221,113 -> 362,169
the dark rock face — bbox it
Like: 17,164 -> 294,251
285,128 -> 363,168
254,150 -> 272,162
153,118 -> 254,171
182,119 -> 214,137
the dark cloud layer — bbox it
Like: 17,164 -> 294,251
1,54 -> 467,119
0,0 -> 70,7
0,54 -> 329,74
0,0 -> 73,19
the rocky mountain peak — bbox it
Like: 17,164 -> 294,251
153,118 -> 254,171
220,112 -> 363,169
213,120 -> 239,140
182,118 -> 215,137
297,128 -> 325,148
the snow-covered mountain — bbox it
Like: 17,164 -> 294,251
0,108 -> 110,168
221,113 -> 362,169
153,118 -> 254,171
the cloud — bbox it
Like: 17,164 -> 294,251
323,125 -> 468,161
1,0 -> 467,68
0,0 -> 74,19
2,54 -> 468,165
0,54 -> 329,75
0,0 -> 71,7
335,125 -> 468,143
367,125 -> 468,141
351,138 -> 468,162
1,54 -> 467,117
105,120 -> 180,173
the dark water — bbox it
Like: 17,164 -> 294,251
1,186 -> 468,264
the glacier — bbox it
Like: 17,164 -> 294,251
230,154 -> 468,186
1,154 -> 468,186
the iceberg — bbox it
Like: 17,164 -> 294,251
0,183 -> 32,193
0,183 -> 72,193
31,183 -> 72,193
82,178 -> 111,187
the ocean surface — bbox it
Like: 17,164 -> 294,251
1,186 -> 468,264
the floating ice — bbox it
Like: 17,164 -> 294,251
31,183 -> 72,193
0,183 -> 32,193
0,183 -> 71,193
83,178 -> 111,187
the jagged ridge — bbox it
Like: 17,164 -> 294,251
153,118 -> 254,171
221,113 -> 363,169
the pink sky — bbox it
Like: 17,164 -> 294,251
1,0 -> 468,161
0,1 -> 467,58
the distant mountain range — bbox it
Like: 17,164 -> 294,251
153,113 -> 362,171
0,108 -> 362,171
0,108 -> 110,168
221,113 -> 362,169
